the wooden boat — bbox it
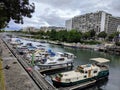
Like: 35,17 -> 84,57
51,58 -> 110,87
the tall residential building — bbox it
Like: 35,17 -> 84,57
66,11 -> 120,34
117,25 -> 120,32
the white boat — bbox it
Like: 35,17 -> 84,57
16,46 -> 28,55
37,52 -> 75,66
51,58 -> 110,87
10,38 -> 23,45
26,49 -> 75,66
16,42 -> 37,55
25,49 -> 47,61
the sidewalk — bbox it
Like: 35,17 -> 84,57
0,37 -> 39,90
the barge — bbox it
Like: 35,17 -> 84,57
51,58 -> 110,87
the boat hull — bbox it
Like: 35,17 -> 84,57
52,78 -> 92,87
38,61 -> 73,67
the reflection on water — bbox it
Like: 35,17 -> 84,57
44,44 -> 120,90
80,78 -> 108,90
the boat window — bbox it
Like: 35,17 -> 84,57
64,54 -> 68,57
64,74 -> 68,76
58,73 -> 63,77
48,62 -> 56,64
84,75 -> 87,78
94,71 -> 97,73
58,58 -> 64,61
80,70 -> 84,73
87,64 -> 91,67
85,71 -> 87,73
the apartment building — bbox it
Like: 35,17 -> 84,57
22,27 -> 36,32
66,11 -> 120,34
40,26 -> 65,32
117,25 -> 120,32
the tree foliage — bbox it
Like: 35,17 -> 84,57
0,0 -> 35,29
57,30 -> 68,42
82,32 -> 90,40
97,31 -> 107,39
20,29 -> 119,44
108,32 -> 119,41
46,29 -> 82,43
67,30 -> 82,42
89,30 -> 96,39
49,29 -> 57,40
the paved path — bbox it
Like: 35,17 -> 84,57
0,35 -> 40,90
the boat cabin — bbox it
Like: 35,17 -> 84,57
76,64 -> 100,78
64,52 -> 75,59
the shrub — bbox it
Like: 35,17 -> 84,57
115,42 -> 120,46
80,40 -> 101,45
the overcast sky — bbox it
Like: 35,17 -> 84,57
6,0 -> 120,30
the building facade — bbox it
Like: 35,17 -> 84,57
66,11 -> 120,34
117,25 -> 120,32
40,26 -> 65,32
22,27 -> 36,32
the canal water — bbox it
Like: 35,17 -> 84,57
44,44 -> 120,90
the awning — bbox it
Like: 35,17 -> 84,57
90,58 -> 110,63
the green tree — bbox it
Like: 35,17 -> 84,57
57,30 -> 68,42
98,31 -> 107,39
67,30 -> 82,43
49,29 -> 57,40
108,33 -> 115,41
82,32 -> 91,40
0,0 -> 35,29
108,32 -> 119,41
89,30 -> 96,39
0,29 -> 5,32
45,31 -> 50,39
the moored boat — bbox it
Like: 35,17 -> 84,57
10,38 -> 23,45
51,58 -> 110,87
37,52 -> 75,66
26,49 -> 75,67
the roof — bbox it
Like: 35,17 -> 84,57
90,58 -> 110,63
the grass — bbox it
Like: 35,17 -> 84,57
0,58 -> 6,90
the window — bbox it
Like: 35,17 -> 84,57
58,58 -> 64,61
94,71 -> 97,73
84,75 -> 87,78
85,71 -> 87,73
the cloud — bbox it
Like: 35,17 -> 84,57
7,0 -> 120,30
38,5 -> 81,26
